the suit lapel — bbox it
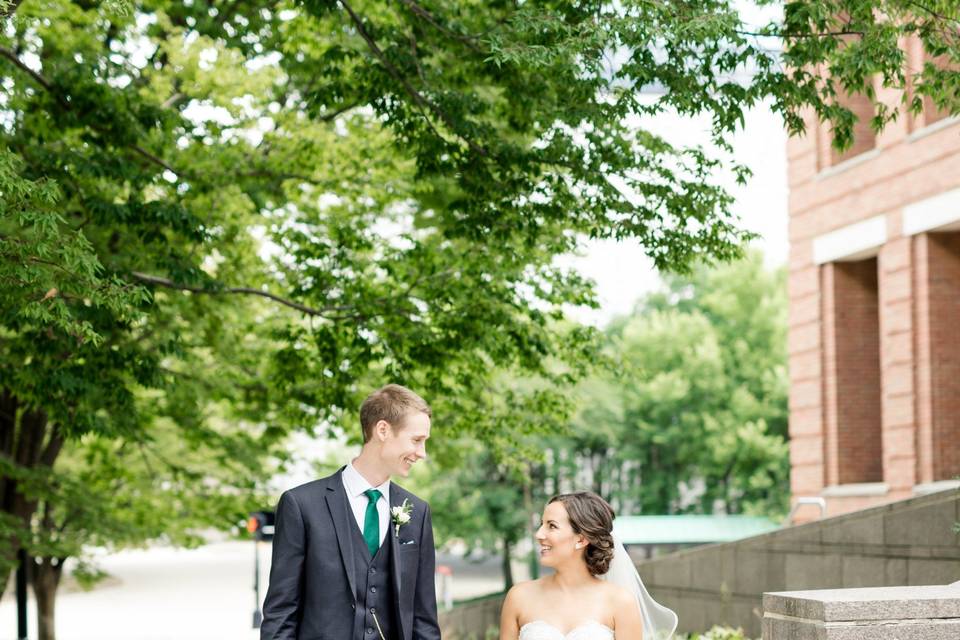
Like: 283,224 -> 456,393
389,488 -> 406,639
325,469 -> 358,603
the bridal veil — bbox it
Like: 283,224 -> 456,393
602,534 -> 678,639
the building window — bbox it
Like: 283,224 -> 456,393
830,91 -> 877,166
921,50 -> 953,128
908,35 -> 956,132
821,258 -> 883,485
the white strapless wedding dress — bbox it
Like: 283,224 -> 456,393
519,620 -> 615,640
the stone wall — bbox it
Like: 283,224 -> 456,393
641,489 -> 960,638
439,490 -> 960,639
438,591 -> 503,640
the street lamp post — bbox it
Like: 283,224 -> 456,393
16,549 -> 27,640
247,511 -> 275,629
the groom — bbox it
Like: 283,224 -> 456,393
260,384 -> 442,640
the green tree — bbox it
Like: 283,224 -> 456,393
18,418 -> 271,640
573,252 -> 789,517
429,447 -> 531,591
431,255 -> 787,587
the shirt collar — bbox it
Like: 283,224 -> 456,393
343,461 -> 391,502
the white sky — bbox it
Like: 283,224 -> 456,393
563,100 -> 789,327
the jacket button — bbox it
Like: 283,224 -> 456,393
351,604 -> 356,610
371,607 -> 376,614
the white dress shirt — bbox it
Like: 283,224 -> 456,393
341,462 -> 391,547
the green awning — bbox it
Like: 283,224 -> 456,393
613,515 -> 779,545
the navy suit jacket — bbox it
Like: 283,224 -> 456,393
260,469 -> 442,640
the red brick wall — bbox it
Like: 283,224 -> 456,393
830,91 -> 877,166
821,260 -> 883,485
922,232 -> 960,481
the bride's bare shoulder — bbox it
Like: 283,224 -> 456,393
505,578 -> 548,603
602,580 -> 635,604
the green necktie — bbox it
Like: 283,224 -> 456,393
363,489 -> 382,557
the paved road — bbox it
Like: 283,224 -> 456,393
0,541 -> 515,640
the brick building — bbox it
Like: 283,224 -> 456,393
787,38 -> 960,521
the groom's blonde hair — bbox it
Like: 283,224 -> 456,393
360,384 -> 431,442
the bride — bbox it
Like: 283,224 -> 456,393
499,491 -> 678,640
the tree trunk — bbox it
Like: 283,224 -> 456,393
501,537 -> 513,591
0,389 -> 65,602
33,556 -> 64,640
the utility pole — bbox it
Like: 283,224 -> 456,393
17,548 -> 28,640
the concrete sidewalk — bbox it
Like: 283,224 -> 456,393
0,541 -> 509,640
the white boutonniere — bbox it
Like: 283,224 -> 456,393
391,498 -> 412,536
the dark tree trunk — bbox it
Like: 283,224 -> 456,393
0,388 -> 66,602
501,537 -> 513,591
33,556 -> 64,640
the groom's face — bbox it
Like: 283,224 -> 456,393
378,410 -> 431,478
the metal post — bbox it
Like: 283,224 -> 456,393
16,548 -> 27,640
252,539 -> 262,629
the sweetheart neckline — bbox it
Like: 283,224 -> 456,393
519,619 -> 614,636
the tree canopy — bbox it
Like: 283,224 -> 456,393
428,253 -> 789,591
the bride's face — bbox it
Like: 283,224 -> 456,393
535,501 -> 587,569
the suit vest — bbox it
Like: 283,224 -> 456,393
349,524 -> 398,640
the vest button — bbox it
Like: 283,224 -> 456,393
370,567 -> 377,574
351,604 -> 356,610
366,628 -> 374,634
370,586 -> 377,593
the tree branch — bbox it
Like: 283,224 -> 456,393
0,46 -> 61,100
0,46 -> 190,178
906,1 -> 960,26
39,426 -> 64,469
337,0 -> 487,156
2,45 -> 395,194
129,271 -> 360,319
397,0 -> 484,52
0,0 -> 25,20
318,101 -> 362,121
735,29 -> 865,39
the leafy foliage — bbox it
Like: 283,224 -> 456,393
429,254 -> 789,589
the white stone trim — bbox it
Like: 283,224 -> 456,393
907,115 -> 960,143
812,215 -> 888,265
913,480 -> 960,496
816,148 -> 881,180
902,187 -> 960,236
821,482 -> 889,497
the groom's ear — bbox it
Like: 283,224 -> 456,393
374,419 -> 391,441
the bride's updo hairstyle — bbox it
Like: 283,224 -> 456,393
548,491 -> 616,576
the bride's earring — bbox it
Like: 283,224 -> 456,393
574,543 -> 582,549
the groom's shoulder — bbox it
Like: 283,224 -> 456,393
284,470 -> 343,499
